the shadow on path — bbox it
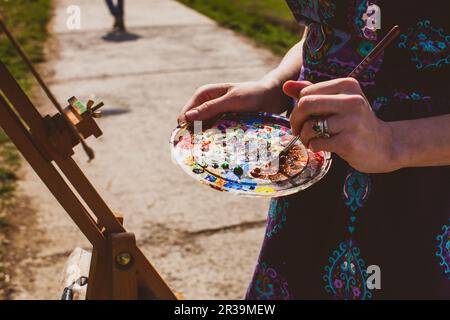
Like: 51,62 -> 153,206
101,31 -> 142,42
101,108 -> 130,117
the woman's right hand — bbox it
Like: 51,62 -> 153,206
177,80 -> 289,125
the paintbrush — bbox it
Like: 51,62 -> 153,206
279,25 -> 401,158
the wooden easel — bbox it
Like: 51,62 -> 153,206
0,19 -> 177,300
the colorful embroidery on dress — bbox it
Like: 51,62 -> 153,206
323,240 -> 372,300
266,198 -> 288,239
303,56 -> 379,86
247,262 -> 291,300
436,219 -> 450,280
357,40 -> 375,57
323,168 -> 373,299
305,23 -> 335,64
302,24 -> 381,87
343,169 -> 371,213
285,0 -> 336,28
300,0 -> 336,24
398,20 -> 450,70
327,29 -> 351,55
348,0 -> 379,40
393,91 -> 431,101
372,96 -> 388,112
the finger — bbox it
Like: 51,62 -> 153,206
290,94 -> 363,135
282,80 -> 313,99
300,77 -> 362,98
178,84 -> 230,125
308,137 -> 336,153
185,95 -> 236,121
300,115 -> 346,147
309,132 -> 356,158
299,119 -> 317,148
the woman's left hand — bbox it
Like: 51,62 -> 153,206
284,78 -> 398,173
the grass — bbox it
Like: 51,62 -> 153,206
0,130 -> 18,291
176,0 -> 303,55
0,0 -> 52,297
0,0 -> 52,90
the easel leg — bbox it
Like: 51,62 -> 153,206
86,247 -> 111,300
86,232 -> 139,300
110,233 -> 138,300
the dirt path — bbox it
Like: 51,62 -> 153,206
9,0 -> 279,299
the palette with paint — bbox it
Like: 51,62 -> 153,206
170,113 -> 332,198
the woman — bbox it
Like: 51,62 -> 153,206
178,1 -> 449,299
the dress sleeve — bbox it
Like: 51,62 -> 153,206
285,0 -> 310,26
285,0 -> 339,26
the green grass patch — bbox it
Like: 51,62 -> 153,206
0,0 -> 52,91
0,167 -> 17,195
0,130 -> 9,145
0,0 -> 52,296
177,0 -> 303,55
0,216 -> 8,229
0,0 -> 52,193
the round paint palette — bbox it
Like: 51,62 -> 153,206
170,113 -> 332,198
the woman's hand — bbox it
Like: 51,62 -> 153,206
284,78 -> 398,173
178,80 -> 290,125
177,37 -> 306,124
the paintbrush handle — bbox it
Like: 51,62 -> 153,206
281,136 -> 300,155
348,25 -> 400,78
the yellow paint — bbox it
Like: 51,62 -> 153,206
184,156 -> 195,166
255,186 -> 275,193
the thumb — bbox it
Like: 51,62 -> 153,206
185,95 -> 233,121
283,80 -> 313,99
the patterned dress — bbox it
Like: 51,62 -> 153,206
246,0 -> 449,300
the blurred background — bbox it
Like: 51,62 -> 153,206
0,0 -> 302,299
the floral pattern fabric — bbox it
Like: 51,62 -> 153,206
398,20 -> 449,70
436,219 -> 450,280
246,261 -> 291,300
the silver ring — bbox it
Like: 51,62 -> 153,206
313,119 -> 331,139
322,119 -> 331,138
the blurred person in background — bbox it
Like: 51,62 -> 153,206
105,0 -> 125,32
